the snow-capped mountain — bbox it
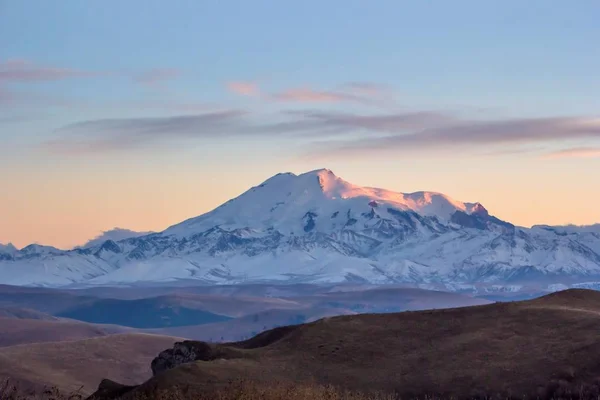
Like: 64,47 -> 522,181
165,169 -> 484,238
1,168 -> 599,291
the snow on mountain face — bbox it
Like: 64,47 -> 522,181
0,243 -> 16,251
78,228 -> 154,249
166,169 -> 482,237
0,168 -> 599,290
0,243 -> 18,261
533,224 -> 600,235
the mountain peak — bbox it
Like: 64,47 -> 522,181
260,169 -> 338,187
0,243 -> 17,253
165,168 -> 485,237
301,168 -> 336,177
471,202 -> 489,217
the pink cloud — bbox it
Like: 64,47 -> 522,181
227,81 -> 259,96
542,147 -> 600,160
272,88 -> 361,103
0,59 -> 102,82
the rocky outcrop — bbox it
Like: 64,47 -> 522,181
86,379 -> 136,400
150,340 -> 223,376
88,342 -> 226,399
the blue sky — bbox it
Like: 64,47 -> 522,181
1,1 -> 599,248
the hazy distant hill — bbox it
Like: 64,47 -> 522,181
56,296 -> 232,328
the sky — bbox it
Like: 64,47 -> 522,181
1,0 -> 600,249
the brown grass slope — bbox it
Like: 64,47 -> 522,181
0,333 -> 181,395
0,317 -> 109,347
0,307 -> 59,320
99,289 -> 600,400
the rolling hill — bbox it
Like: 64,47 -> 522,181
0,317 -> 110,347
0,306 -> 58,320
92,289 -> 600,399
0,333 -> 181,395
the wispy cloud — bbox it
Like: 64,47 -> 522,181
0,58 -> 190,111
271,88 -> 363,103
43,109 -> 455,155
270,82 -> 396,106
1,58 -> 184,88
542,147 -> 600,160
0,59 -> 103,82
305,116 -> 600,157
285,110 -> 456,132
41,78 -> 600,161
227,81 -> 259,96
44,110 -> 248,154
226,82 -> 387,103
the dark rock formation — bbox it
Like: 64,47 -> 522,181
150,340 -> 221,376
86,379 -> 136,400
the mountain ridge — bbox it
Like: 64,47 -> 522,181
1,169 -> 599,291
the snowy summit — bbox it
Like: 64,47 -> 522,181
167,168 -> 484,236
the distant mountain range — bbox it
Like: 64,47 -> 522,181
1,168 -> 599,292
78,228 -> 154,249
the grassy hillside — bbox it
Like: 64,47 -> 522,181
93,289 -> 600,399
0,307 -> 59,321
0,317 -> 109,347
0,334 -> 180,395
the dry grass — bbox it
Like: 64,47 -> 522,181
4,378 -> 397,400
92,289 -> 600,400
0,334 -> 181,395
123,379 -> 398,400
0,379 -> 82,400
0,317 -> 108,348
11,379 -> 600,400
